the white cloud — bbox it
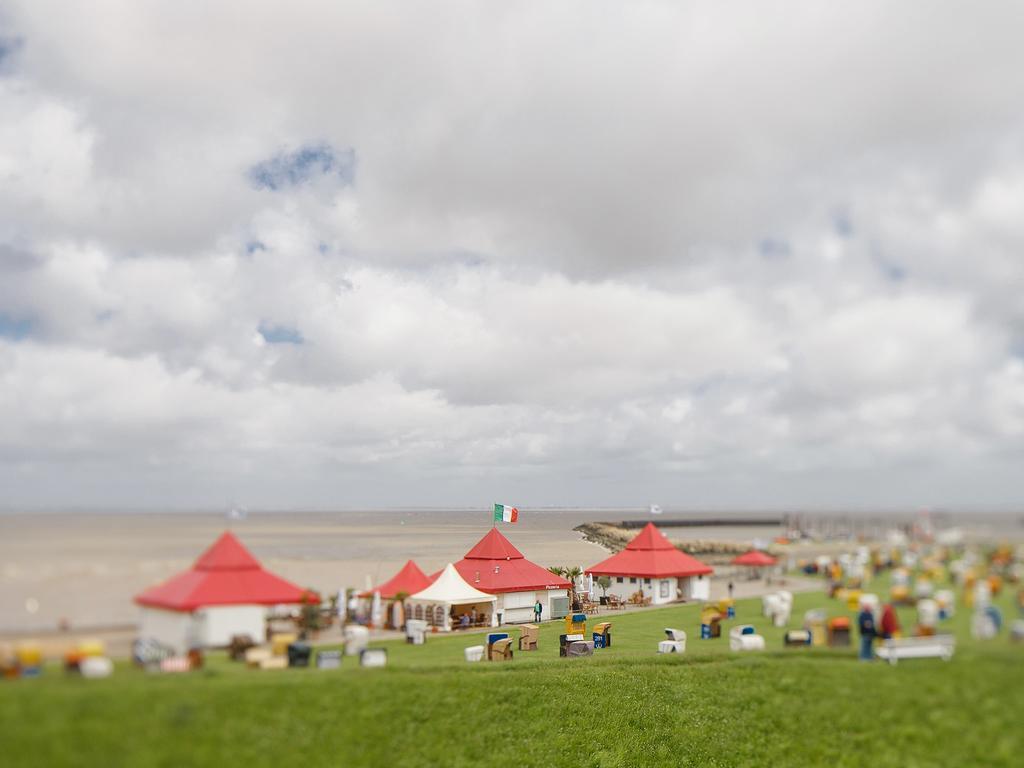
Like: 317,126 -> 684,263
1,1 -> 1023,508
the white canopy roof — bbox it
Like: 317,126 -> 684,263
407,563 -> 497,606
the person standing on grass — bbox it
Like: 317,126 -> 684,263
880,603 -> 900,640
858,603 -> 877,660
728,581 -> 734,599
534,600 -> 543,623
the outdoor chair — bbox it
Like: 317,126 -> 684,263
564,613 -> 587,634
660,628 -> 686,653
486,632 -> 510,660
519,624 -> 539,651
559,633 -> 585,657
592,622 -> 612,648
271,633 -> 297,657
228,634 -> 256,661
783,630 -> 811,647
489,638 -> 514,661
359,648 -> 388,668
315,650 -> 342,669
287,642 -> 311,668
405,619 -> 427,645
244,647 -> 272,668
343,625 -> 370,656
826,617 -> 851,647
729,625 -> 766,651
566,640 -> 594,657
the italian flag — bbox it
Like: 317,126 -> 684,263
493,503 -> 519,523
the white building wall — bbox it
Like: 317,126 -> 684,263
195,605 -> 267,646
138,607 -> 195,654
652,577 -> 678,605
544,588 -> 566,619
140,605 -> 269,653
491,588 -> 568,624
496,591 -> 536,624
595,575 -> 700,604
687,574 -> 711,601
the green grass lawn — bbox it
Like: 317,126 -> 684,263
2,575 -> 1022,767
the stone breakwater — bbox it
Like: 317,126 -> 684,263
574,523 -> 758,565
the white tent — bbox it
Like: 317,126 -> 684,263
406,563 -> 497,632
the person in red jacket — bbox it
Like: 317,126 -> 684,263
880,603 -> 900,640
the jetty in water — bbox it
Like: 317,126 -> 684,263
619,518 -> 782,529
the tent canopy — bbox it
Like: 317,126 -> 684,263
134,531 -> 307,612
585,522 -> 713,579
359,560 -> 433,599
453,528 -> 571,594
408,563 -> 496,606
732,550 -> 777,567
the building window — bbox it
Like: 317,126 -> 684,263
629,577 -> 636,584
660,580 -> 670,598
616,577 -> 623,584
644,579 -> 651,586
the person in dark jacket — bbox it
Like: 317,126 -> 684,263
858,605 -> 877,660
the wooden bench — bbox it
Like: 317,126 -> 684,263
875,635 -> 955,665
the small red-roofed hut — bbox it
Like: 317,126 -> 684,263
360,560 -> 434,628
134,531 -> 307,652
585,523 -> 713,604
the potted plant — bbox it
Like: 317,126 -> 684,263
298,588 -> 323,640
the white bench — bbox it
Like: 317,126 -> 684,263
875,635 -> 955,665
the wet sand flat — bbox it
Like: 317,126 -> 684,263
1,509 -> 618,633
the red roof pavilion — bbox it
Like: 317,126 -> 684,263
360,560 -> 433,599
731,550 -> 777,567
134,531 -> 307,612
452,528 -> 572,593
585,523 -> 713,579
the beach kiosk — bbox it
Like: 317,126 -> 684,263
585,523 -> 713,605
134,531 -> 308,654
359,560 -> 433,629
452,529 -> 572,624
405,564 -> 497,632
731,550 -> 777,579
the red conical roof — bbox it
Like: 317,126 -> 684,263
732,550 -> 777,567
360,560 -> 433,599
463,527 -> 524,560
134,531 -> 307,612
585,523 -> 714,579
193,531 -> 262,571
625,522 -> 677,551
452,528 -> 571,594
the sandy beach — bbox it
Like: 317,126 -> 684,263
0,508 -> 795,635
4,508 -> 1019,639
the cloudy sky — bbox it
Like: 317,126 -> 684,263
1,2 -> 1023,511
